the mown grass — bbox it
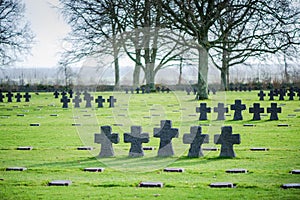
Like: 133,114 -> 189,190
0,91 -> 299,199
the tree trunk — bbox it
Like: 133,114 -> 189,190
221,68 -> 227,91
133,49 -> 141,87
145,63 -> 155,90
113,40 -> 120,88
196,47 -> 208,100
178,57 -> 183,85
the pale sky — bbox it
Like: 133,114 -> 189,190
18,0 -> 70,68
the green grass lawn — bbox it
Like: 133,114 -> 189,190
0,91 -> 299,199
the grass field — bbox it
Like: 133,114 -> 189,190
0,91 -> 299,199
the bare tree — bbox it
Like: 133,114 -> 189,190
0,0 -> 34,66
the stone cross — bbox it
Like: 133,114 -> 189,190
0,92 -> 4,102
230,99 -> 246,120
214,126 -> 240,157
6,92 -> 13,102
196,103 -> 211,120
61,91 -> 67,97
75,91 -> 81,96
84,93 -> 94,108
141,87 -> 145,94
278,89 -> 286,100
268,90 -> 276,100
68,90 -> 74,98
154,120 -> 179,157
136,87 -> 140,94
73,96 -> 82,108
258,90 -> 266,101
107,96 -> 116,108
61,96 -> 70,108
53,91 -> 59,98
124,126 -> 149,157
183,126 -> 209,157
249,103 -> 264,120
94,126 -> 119,157
267,103 -> 281,120
146,87 -> 151,93
125,88 -> 129,94
15,93 -> 22,102
288,89 -> 295,100
213,103 -> 228,120
193,88 -> 197,95
130,88 -> 134,94
24,92 -> 31,102
95,96 -> 105,108
186,88 -> 191,95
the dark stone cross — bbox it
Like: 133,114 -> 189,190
141,87 -> 145,94
298,91 -> 300,100
61,96 -> 70,108
136,87 -> 140,94
249,103 -> 264,120
94,126 -> 119,157
288,89 -> 295,100
230,99 -> 246,120
107,96 -> 116,108
6,92 -> 13,102
130,88 -> 134,94
154,120 -> 179,157
0,92 -> 4,102
278,89 -> 286,100
268,90 -> 277,100
258,90 -> 266,101
267,103 -> 281,120
186,88 -> 191,95
213,103 -> 228,120
95,96 -> 105,108
193,88 -> 197,95
53,91 -> 59,98
124,126 -> 149,157
183,126 -> 209,157
214,126 -> 240,157
73,96 -> 82,108
61,91 -> 67,97
196,103 -> 211,120
24,92 -> 31,102
75,91 -> 81,96
15,93 -> 22,102
68,90 -> 74,98
84,93 -> 94,108
125,88 -> 129,94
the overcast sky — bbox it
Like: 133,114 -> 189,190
18,0 -> 70,68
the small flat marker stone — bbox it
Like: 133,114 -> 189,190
226,169 -> 247,173
139,182 -> 163,188
6,167 -> 27,171
48,180 -> 72,186
83,114 -> 92,117
77,146 -> 93,150
281,183 -> 300,189
143,147 -> 155,150
243,124 -> 256,127
287,114 -> 296,117
250,147 -> 269,151
290,170 -> 300,174
113,124 -> 123,126
17,114 -> 25,117
12,106 -> 19,108
210,182 -> 236,188
50,114 -> 58,116
143,116 -> 151,119
163,168 -> 184,172
188,114 -> 197,116
199,124 -> 210,126
294,109 -> 300,112
6,108 -> 13,111
72,123 -> 81,126
84,167 -> 105,172
261,114 -> 268,116
278,124 -> 289,127
30,123 -> 40,126
152,114 -> 160,116
202,147 -> 218,151
17,146 -> 33,150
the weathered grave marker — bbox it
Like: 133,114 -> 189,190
68,90 -> 73,98
6,92 -> 13,102
48,180 -> 72,186
24,92 -> 31,102
230,99 -> 246,120
6,167 -> 27,171
214,126 -> 240,157
183,126 -> 209,157
268,90 -> 276,100
107,96 -> 116,108
226,169 -> 247,173
61,91 -> 67,97
84,167 -> 105,172
186,88 -> 191,95
15,93 -> 22,102
94,126 -> 119,157
124,126 -> 149,157
214,103 -> 228,120
139,182 -> 163,188
61,96 -> 70,108
163,168 -> 184,172
196,103 -> 211,120
278,89 -> 286,100
17,146 -> 33,150
84,93 -> 94,108
95,96 -> 105,108
249,103 -> 264,120
288,89 -> 295,100
290,169 -> 300,174
250,147 -> 269,151
30,123 -> 40,126
53,91 -> 59,98
77,146 -> 93,150
281,183 -> 300,189
136,87 -> 140,94
210,182 -> 236,188
73,96 -> 82,108
258,90 -> 266,101
267,103 -> 281,120
154,120 -> 179,157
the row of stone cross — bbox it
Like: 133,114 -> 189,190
94,120 -> 240,158
124,87 -> 171,94
0,92 -> 31,102
61,95 -> 117,108
258,88 -> 300,101
197,100 -> 282,121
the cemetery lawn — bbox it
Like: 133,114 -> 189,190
0,91 -> 299,199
